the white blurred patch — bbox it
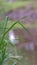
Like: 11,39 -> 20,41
9,30 -> 19,44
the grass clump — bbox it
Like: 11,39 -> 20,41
0,16 -> 31,65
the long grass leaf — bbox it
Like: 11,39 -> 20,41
3,21 -> 18,37
18,21 -> 32,35
1,16 -> 8,42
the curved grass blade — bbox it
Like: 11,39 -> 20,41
2,21 -> 18,37
18,21 -> 32,35
3,21 -> 32,38
1,15 -> 32,37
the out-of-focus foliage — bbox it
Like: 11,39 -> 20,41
0,14 -> 31,65
0,0 -> 32,15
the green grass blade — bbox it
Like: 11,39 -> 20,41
1,16 -> 8,41
18,21 -> 32,35
3,21 -> 18,37
0,16 -> 8,34
0,16 -> 8,65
